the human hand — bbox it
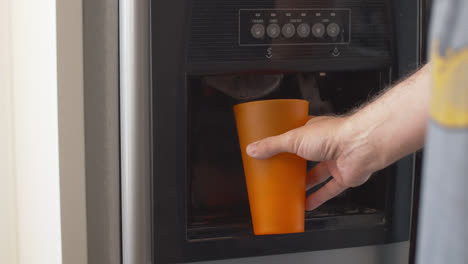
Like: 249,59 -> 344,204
246,116 -> 381,211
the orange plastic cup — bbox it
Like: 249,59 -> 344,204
234,99 -> 309,235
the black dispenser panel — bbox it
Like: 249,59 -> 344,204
150,0 -> 421,262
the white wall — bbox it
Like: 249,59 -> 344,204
0,0 -> 18,263
10,0 -> 63,263
1,0 -> 88,262
1,0 -> 87,263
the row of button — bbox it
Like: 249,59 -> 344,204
251,23 -> 340,39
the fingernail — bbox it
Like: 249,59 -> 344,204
246,142 -> 257,157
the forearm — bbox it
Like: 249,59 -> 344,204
344,64 -> 431,171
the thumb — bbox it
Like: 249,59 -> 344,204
246,130 -> 299,159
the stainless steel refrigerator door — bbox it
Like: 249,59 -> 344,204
83,0 -> 121,263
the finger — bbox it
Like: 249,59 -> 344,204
306,162 -> 331,190
306,179 -> 347,211
246,130 -> 297,159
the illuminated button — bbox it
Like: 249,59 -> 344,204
250,24 -> 265,39
281,23 -> 295,38
266,24 -> 281,38
311,23 -> 325,37
296,23 -> 310,38
327,23 -> 340,38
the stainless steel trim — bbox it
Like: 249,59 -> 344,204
119,0 -> 151,263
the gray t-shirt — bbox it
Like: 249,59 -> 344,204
417,0 -> 468,263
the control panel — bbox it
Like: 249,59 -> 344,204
239,9 -> 351,46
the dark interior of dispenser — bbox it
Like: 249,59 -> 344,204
187,70 -> 391,240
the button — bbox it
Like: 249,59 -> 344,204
250,24 -> 265,39
296,23 -> 310,38
266,24 -> 281,38
311,23 -> 325,37
327,23 -> 340,38
281,23 -> 295,38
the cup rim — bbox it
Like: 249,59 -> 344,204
234,99 -> 308,109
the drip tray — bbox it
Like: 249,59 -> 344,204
187,203 -> 385,241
